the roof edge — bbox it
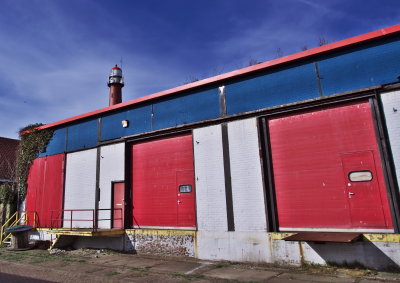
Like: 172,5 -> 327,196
34,24 -> 400,132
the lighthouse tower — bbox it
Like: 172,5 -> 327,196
108,64 -> 124,106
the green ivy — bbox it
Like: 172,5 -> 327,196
16,123 -> 53,201
0,183 -> 16,204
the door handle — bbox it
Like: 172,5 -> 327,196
348,192 -> 355,198
177,200 -> 182,204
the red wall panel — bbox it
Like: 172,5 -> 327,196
131,134 -> 196,228
25,154 -> 65,228
269,102 -> 393,230
26,157 -> 45,226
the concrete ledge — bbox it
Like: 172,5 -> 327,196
269,232 -> 400,243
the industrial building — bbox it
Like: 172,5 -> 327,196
12,25 -> 400,270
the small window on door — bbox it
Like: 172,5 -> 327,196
179,184 -> 192,193
348,171 -> 373,182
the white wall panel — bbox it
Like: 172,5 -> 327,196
381,90 -> 400,189
193,125 -> 228,231
228,118 -> 267,231
196,231 -> 270,262
64,149 -> 97,228
98,143 -> 125,229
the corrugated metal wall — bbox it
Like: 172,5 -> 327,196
25,157 -> 44,226
193,125 -> 228,231
269,102 -> 393,231
38,35 -> 400,156
131,134 -> 195,228
98,143 -> 125,229
38,128 -> 66,157
318,37 -> 400,96
67,119 -> 98,152
25,154 -> 65,228
101,105 -> 152,141
226,62 -> 320,114
381,90 -> 400,189
228,118 -> 266,231
153,88 -> 220,130
64,149 -> 97,228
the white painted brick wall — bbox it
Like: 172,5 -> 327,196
193,125 -> 228,231
381,91 -> 400,189
196,231 -> 270,262
228,118 -> 267,231
98,143 -> 125,229
64,149 -> 97,228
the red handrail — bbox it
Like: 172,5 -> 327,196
50,208 -> 123,232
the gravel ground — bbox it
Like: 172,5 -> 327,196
1,247 -> 400,282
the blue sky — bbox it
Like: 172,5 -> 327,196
0,0 -> 398,139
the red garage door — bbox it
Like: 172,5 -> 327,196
131,134 -> 196,228
269,102 -> 393,231
25,154 -> 65,228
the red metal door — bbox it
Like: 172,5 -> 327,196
26,154 -> 65,228
131,134 -> 196,228
43,154 -> 65,228
113,182 -> 125,229
269,102 -> 393,230
341,151 -> 388,228
176,170 -> 195,227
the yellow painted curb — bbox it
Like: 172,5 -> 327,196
363,234 -> 400,242
125,229 -> 196,237
269,232 -> 296,240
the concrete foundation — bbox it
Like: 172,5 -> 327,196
29,229 -> 400,271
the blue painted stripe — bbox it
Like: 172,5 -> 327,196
153,88 -> 220,130
101,105 -> 152,141
226,63 -> 320,115
318,36 -> 400,96
38,128 -> 67,157
66,119 -> 98,152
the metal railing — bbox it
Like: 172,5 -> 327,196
50,208 -> 123,232
0,211 -> 37,244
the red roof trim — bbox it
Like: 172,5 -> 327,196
36,24 -> 400,131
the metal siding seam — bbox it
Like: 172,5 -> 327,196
125,142 -> 131,228
259,117 -> 279,232
219,86 -> 227,116
95,147 -> 101,229
370,97 -> 400,232
314,62 -> 324,97
221,123 -> 235,231
151,104 -> 154,131
94,118 -> 102,228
